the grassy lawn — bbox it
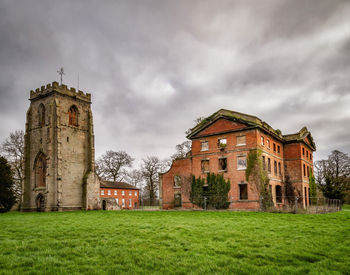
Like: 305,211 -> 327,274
1,209 -> 349,274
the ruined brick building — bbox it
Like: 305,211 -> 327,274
21,82 -> 101,211
160,109 -> 316,210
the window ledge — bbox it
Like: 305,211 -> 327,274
218,170 -> 227,173
236,144 -> 246,147
173,186 -> 181,189
237,168 -> 246,171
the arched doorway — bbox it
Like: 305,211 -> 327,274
36,194 -> 45,212
102,200 -> 107,210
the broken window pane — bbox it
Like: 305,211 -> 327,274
174,175 -> 182,188
237,156 -> 247,170
218,138 -> 227,148
201,160 -> 210,173
201,141 -> 209,151
219,158 -> 227,171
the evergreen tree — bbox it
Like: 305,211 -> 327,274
309,167 -> 317,204
0,156 -> 16,212
190,173 -> 230,209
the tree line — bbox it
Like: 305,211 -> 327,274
1,130 -> 349,212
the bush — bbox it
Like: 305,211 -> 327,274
190,173 -> 230,209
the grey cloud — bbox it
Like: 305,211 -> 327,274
0,0 -> 350,167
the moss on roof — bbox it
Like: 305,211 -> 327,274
186,109 -> 316,150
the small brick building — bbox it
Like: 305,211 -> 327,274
100,181 -> 139,210
160,109 -> 316,210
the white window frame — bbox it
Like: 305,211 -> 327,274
116,198 -> 119,205
122,190 -> 125,196
237,155 -> 247,170
114,190 -> 117,196
129,199 -> 132,207
122,198 -> 125,207
101,190 -> 104,195
107,190 -> 111,195
236,135 -> 246,146
129,191 -> 132,196
135,191 -> 137,196
201,141 -> 209,151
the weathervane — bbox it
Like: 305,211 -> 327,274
57,67 -> 65,85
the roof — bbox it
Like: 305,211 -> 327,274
186,109 -> 283,140
186,109 -> 316,150
100,181 -> 139,190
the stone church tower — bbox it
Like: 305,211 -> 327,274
21,81 -> 100,211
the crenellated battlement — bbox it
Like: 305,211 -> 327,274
30,81 -> 91,102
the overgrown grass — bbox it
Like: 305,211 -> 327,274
1,209 -> 349,274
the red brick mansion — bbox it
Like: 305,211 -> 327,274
160,109 -> 316,210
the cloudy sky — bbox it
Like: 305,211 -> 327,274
0,0 -> 349,168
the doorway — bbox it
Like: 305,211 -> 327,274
102,200 -> 107,210
36,194 -> 45,212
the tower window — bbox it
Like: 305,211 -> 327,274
34,152 -> 46,188
38,104 -> 45,127
68,105 -> 78,126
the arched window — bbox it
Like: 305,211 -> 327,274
34,153 -> 46,188
38,104 -> 45,126
68,105 -> 78,126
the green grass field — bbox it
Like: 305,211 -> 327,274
1,208 -> 350,274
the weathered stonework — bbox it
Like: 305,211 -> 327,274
21,82 -> 101,211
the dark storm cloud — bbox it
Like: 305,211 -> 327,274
0,0 -> 350,166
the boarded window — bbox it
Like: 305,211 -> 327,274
237,156 -> 247,170
273,143 -> 276,152
236,135 -> 246,146
302,148 -> 305,156
174,193 -> 182,207
274,160 -> 277,175
303,164 -> 306,176
174,175 -> 182,188
276,185 -> 282,203
201,141 -> 209,151
201,160 -> 209,173
239,184 -> 248,200
267,158 -> 271,172
68,105 -> 78,126
219,158 -> 227,171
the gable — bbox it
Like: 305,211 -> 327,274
193,118 -> 248,138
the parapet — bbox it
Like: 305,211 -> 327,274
29,81 -> 92,102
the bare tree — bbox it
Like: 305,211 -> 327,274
171,140 -> 191,160
140,156 -> 165,205
0,130 -> 24,202
185,117 -> 205,135
96,150 -> 134,182
314,150 -> 350,200
125,169 -> 143,188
